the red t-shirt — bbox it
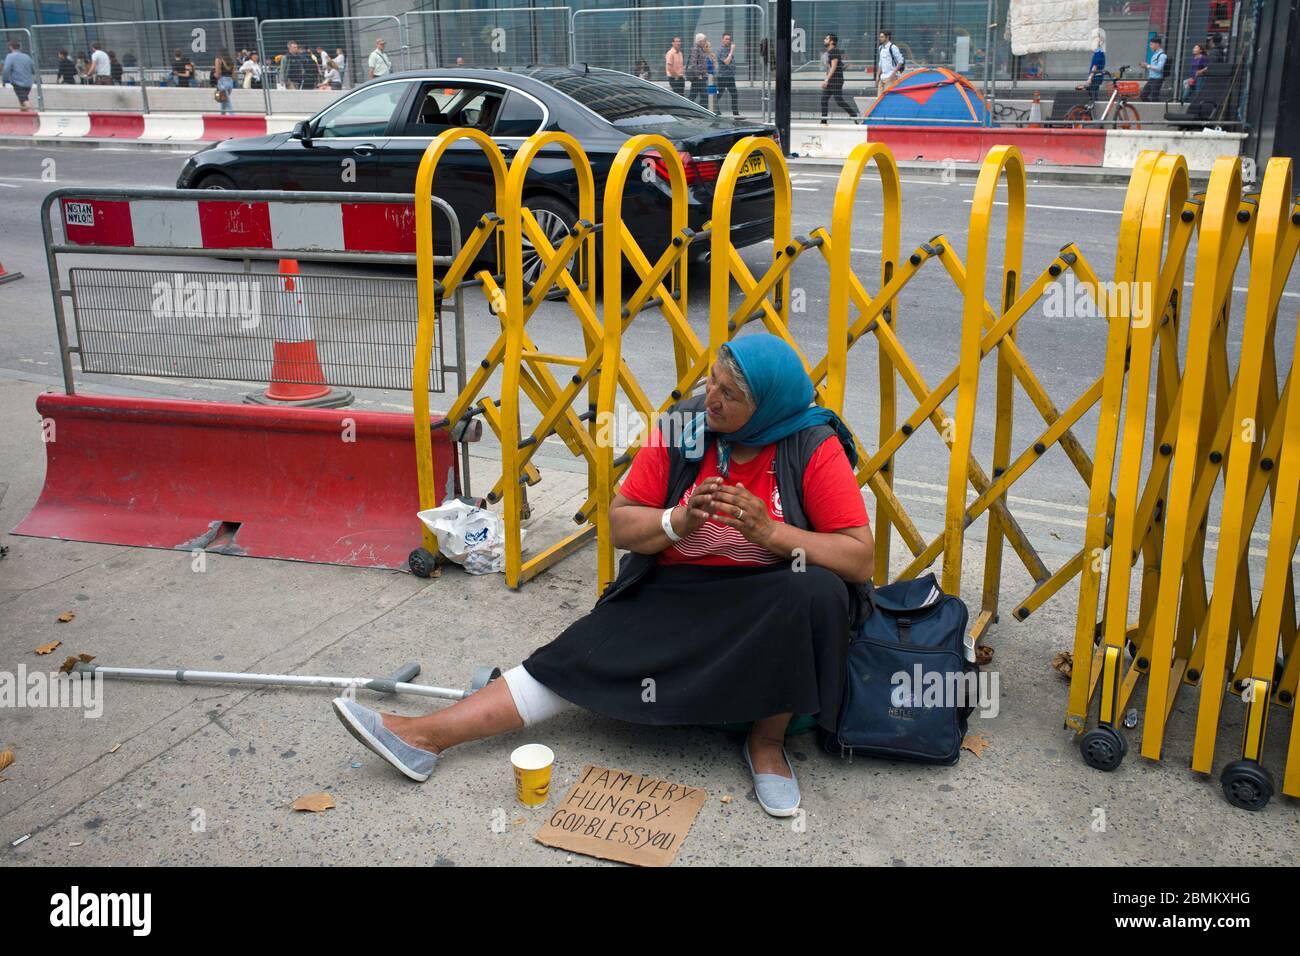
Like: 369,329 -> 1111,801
617,429 -> 869,566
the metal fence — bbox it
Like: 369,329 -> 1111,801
0,27 -> 41,110
573,4 -> 768,120
69,267 -> 442,393
257,15 -> 405,114
31,17 -> 259,111
405,7 -> 573,71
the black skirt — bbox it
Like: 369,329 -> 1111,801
521,562 -> 853,730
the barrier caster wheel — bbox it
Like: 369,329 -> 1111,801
1221,759 -> 1274,811
1080,724 -> 1127,771
470,665 -> 502,692
408,548 -> 438,578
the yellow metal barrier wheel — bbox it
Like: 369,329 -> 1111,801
1080,724 -> 1127,771
1220,759 -> 1274,811
408,547 -> 439,579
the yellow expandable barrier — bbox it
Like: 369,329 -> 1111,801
407,127 -> 1299,809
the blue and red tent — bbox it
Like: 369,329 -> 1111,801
862,67 -> 993,127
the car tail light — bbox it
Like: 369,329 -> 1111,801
647,150 -> 721,185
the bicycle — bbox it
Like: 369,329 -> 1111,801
1065,65 -> 1142,129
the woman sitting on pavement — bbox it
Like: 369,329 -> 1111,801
333,333 -> 875,818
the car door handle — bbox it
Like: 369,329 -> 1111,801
352,144 -> 377,156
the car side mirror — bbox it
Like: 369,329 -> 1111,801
292,120 -> 312,145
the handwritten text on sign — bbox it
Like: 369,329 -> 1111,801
534,764 -> 707,867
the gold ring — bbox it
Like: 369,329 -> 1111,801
737,508 -> 745,520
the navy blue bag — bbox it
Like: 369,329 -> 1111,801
820,573 -> 976,765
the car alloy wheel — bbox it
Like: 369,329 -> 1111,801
519,206 -> 572,286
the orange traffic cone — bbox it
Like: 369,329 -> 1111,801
1028,90 -> 1043,128
244,259 -> 352,407
0,260 -> 23,285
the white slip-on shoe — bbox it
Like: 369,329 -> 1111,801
743,737 -> 801,817
332,697 -> 439,782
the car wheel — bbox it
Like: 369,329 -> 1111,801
196,172 -> 238,190
519,195 -> 579,288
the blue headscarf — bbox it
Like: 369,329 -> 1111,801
682,333 -> 859,475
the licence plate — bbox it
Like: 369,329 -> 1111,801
738,154 -> 767,178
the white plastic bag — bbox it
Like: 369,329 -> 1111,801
416,499 -> 522,575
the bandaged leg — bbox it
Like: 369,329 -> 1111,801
502,664 -> 574,727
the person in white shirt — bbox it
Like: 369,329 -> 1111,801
368,38 -> 391,79
84,41 -> 111,86
331,48 -> 346,87
876,29 -> 904,93
239,51 -> 262,89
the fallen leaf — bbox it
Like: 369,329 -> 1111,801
961,733 -> 990,758
57,612 -> 75,623
58,653 -> 95,675
513,817 -> 526,827
976,644 -> 994,666
108,743 -> 122,755
291,792 -> 336,813
34,640 -> 61,656
719,794 -> 733,804
1052,650 -> 1074,679
0,750 -> 13,773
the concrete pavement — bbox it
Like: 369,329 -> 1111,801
2,370 -> 1297,866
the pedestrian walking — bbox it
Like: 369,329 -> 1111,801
1183,42 -> 1208,99
84,41 -> 112,86
876,29 -> 904,94
1085,28 -> 1106,97
686,33 -> 709,106
665,36 -> 685,96
56,49 -> 77,84
368,38 -> 392,80
171,48 -> 194,87
239,51 -> 262,89
717,32 -> 741,116
2,41 -> 35,110
820,33 -> 857,124
1139,36 -> 1167,101
213,49 -> 235,113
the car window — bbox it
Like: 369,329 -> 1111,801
315,82 -> 407,138
493,92 -> 545,137
402,83 -> 504,136
531,69 -> 715,128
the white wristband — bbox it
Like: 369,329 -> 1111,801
661,507 -> 683,542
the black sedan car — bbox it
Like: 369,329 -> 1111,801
177,66 -> 779,279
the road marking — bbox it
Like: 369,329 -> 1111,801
1184,279 -> 1300,300
0,182 -> 20,189
964,199 -> 1123,215
760,238 -> 880,254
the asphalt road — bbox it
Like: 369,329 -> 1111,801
1,142 -> 1297,585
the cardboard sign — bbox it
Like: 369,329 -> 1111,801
535,764 -> 707,867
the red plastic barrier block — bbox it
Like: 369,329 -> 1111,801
341,203 -> 418,253
865,125 -> 1106,167
200,114 -> 267,141
13,394 -> 459,570
198,199 -> 273,249
60,197 -> 134,246
87,112 -> 145,139
0,109 -> 40,136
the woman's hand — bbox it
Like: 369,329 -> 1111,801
710,483 -> 775,547
677,477 -> 724,535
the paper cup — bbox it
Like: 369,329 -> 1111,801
510,743 -> 555,807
